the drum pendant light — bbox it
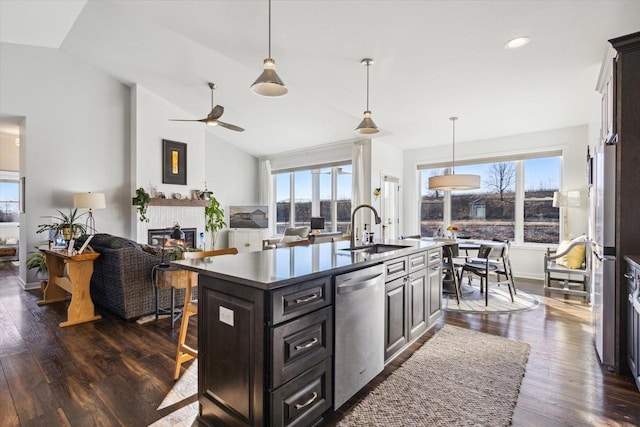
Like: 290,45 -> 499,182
251,0 -> 288,97
428,117 -> 480,190
355,58 -> 379,134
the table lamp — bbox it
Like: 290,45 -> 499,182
74,192 -> 106,234
160,223 -> 185,268
553,190 -> 581,240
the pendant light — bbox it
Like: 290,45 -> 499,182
251,0 -> 288,97
355,58 -> 379,134
428,117 -> 481,191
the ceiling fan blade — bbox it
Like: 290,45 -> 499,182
209,105 -> 224,120
217,121 -> 245,132
169,118 -> 207,122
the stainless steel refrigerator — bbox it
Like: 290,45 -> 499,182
590,140 -> 617,370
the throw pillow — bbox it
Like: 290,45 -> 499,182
556,237 -> 586,269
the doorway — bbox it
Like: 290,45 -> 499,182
382,174 -> 400,240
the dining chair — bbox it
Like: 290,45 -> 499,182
442,243 -> 462,304
492,238 -> 517,295
461,242 -> 515,306
174,247 -> 239,380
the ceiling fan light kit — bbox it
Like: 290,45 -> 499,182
428,116 -> 481,191
251,0 -> 287,97
355,58 -> 379,135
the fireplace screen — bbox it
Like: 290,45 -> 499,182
148,228 -> 197,249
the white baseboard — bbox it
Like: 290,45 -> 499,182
21,278 -> 41,291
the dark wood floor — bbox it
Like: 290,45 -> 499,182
1,261 -> 639,426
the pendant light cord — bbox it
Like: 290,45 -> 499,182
366,61 -> 370,111
451,116 -> 457,175
268,0 -> 272,59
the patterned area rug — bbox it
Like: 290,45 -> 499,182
442,280 -> 539,314
338,325 -> 530,427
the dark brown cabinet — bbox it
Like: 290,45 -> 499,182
625,257 -> 640,391
198,275 -> 333,426
384,248 -> 442,363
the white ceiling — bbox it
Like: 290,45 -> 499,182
1,0 -> 639,157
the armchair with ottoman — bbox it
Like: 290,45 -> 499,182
78,233 -> 189,320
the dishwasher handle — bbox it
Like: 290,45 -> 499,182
336,273 -> 383,294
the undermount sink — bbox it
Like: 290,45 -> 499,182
341,244 -> 411,254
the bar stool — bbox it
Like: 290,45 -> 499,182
174,247 -> 239,380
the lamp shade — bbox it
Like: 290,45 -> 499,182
428,174 -> 481,191
553,190 -> 581,208
251,58 -> 288,97
355,111 -> 379,134
74,192 -> 106,210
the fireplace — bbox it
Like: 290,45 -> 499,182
148,228 -> 197,249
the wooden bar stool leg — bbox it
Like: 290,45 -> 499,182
174,283 -> 198,380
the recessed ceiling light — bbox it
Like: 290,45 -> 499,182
505,36 -> 530,49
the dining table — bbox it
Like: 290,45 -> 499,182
421,237 -> 483,296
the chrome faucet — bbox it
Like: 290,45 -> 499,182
350,204 -> 381,247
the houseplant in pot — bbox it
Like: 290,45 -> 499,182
37,208 -> 88,245
26,251 -> 48,291
204,196 -> 226,250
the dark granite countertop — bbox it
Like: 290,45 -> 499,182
172,239 -> 442,290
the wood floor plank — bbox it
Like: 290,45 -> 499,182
1,262 -> 639,426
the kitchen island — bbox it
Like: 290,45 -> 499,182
173,238 -> 442,427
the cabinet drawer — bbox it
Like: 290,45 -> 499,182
409,251 -> 427,273
272,276 -> 332,325
385,256 -> 408,282
427,249 -> 442,266
271,306 -> 333,389
271,358 -> 332,427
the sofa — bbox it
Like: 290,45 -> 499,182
78,233 -> 188,320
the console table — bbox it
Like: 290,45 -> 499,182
37,247 -> 101,327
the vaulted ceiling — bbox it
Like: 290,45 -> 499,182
1,0 -> 639,157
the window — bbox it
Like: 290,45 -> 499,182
419,155 -> 560,244
524,157 -> 561,243
0,179 -> 19,223
275,164 -> 352,233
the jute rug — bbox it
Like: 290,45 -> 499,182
338,325 -> 531,427
443,281 -> 539,314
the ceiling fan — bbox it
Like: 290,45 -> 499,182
169,83 -> 245,132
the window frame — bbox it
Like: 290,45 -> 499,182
418,152 -> 561,245
274,162 -> 351,234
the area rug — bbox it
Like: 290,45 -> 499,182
338,325 -> 530,427
442,281 -> 539,314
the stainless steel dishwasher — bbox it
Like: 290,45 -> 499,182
334,263 -> 385,409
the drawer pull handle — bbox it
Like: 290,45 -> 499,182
295,293 -> 318,304
295,392 -> 318,410
624,273 -> 634,280
245,243 -> 250,247
295,337 -> 319,350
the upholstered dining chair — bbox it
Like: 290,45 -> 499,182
174,247 -> 239,379
461,242 -> 515,306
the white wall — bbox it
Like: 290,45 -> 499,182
0,43 -> 130,287
204,132 -> 259,248
402,125 -> 589,280
370,139 -> 403,238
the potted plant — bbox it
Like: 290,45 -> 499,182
37,209 -> 87,242
132,187 -> 151,222
204,196 -> 226,250
26,251 -> 48,291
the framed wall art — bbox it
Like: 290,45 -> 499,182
162,139 -> 187,185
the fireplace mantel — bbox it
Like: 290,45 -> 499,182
142,198 -> 209,207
